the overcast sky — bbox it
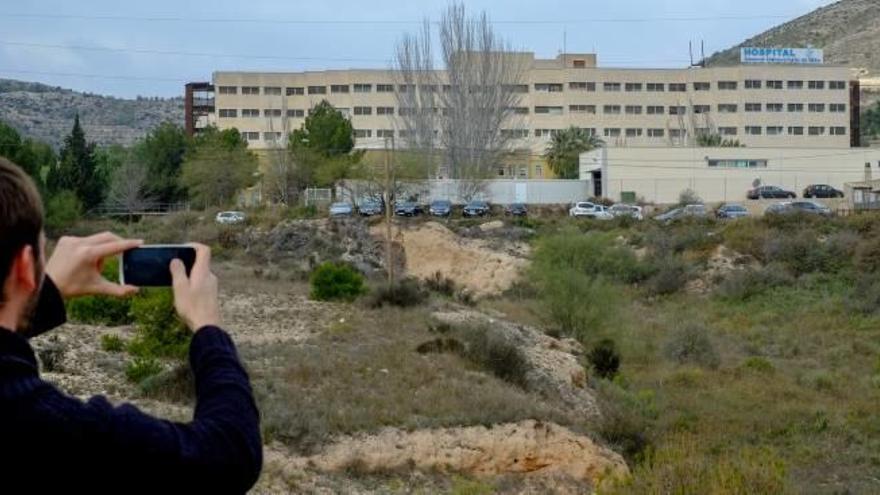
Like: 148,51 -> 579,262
0,0 -> 835,99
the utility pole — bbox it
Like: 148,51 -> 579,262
384,136 -> 394,289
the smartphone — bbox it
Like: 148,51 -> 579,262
119,245 -> 196,287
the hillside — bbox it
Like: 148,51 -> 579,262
705,0 -> 880,76
0,79 -> 184,149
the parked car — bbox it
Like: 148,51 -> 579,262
747,185 -> 796,200
609,203 -> 643,220
655,204 -> 707,223
803,184 -> 844,199
329,202 -> 353,217
505,203 -> 528,217
429,199 -> 453,217
215,211 -> 246,225
394,201 -> 422,217
462,200 -> 491,217
715,204 -> 750,220
764,202 -> 792,215
358,200 -> 383,216
569,201 -> 613,220
789,200 -> 833,216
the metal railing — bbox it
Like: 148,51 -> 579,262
91,203 -> 190,217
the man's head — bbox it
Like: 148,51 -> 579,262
0,157 -> 45,331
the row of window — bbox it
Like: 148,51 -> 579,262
216,79 -> 849,96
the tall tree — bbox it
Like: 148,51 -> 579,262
135,122 -> 188,203
106,158 -> 154,222
181,127 -> 258,208
544,127 -> 604,180
0,121 -> 55,190
47,115 -> 103,210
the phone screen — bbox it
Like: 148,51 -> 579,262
121,246 -> 196,287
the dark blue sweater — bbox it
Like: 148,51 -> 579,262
0,279 -> 262,493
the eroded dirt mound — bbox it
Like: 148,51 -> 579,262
265,420 -> 627,491
376,221 -> 529,298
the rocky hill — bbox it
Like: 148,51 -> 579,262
0,79 -> 184,149
705,0 -> 880,77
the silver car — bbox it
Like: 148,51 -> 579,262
609,204 -> 643,220
215,211 -> 246,225
329,202 -> 354,217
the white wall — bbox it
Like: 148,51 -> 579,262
340,179 -> 592,205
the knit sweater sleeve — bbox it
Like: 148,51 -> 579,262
24,276 -> 67,338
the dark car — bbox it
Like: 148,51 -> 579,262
462,200 -> 490,217
358,200 -> 383,216
429,199 -> 452,217
505,203 -> 527,216
394,201 -> 422,217
803,184 -> 844,199
716,204 -> 749,220
747,185 -> 797,200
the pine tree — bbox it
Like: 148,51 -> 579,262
47,115 -> 104,209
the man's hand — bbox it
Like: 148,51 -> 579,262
45,232 -> 143,299
169,243 -> 220,331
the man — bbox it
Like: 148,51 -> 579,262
0,157 -> 262,493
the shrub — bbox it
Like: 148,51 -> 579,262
678,188 -> 702,206
713,263 -> 793,301
644,256 -> 690,297
100,334 -> 125,352
138,364 -> 194,404
67,257 -> 134,326
855,235 -> 880,274
424,271 -> 456,297
594,381 -> 656,461
763,230 -> 835,275
664,323 -> 720,369
45,190 -> 82,235
368,278 -> 427,308
741,356 -> 775,374
588,338 -> 621,379
309,262 -> 366,302
125,357 -> 163,383
846,275 -> 880,315
460,325 -> 530,388
533,230 -> 650,284
128,289 -> 190,359
540,269 -> 620,342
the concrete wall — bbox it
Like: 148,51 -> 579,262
339,179 -> 591,205
581,146 -> 880,204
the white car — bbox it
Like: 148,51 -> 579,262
569,202 -> 613,220
215,211 -> 246,225
609,203 -> 644,220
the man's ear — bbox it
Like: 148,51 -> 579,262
11,245 -> 39,294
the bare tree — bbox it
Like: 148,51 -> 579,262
394,3 -> 527,200
107,159 -> 153,222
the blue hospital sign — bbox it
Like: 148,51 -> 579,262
740,47 -> 824,65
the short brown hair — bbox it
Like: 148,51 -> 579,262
0,157 -> 44,301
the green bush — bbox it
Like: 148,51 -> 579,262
763,230 -> 837,276
594,381 -> 657,461
67,257 -> 134,326
533,230 -> 650,284
100,334 -> 125,352
125,357 -> 163,383
309,262 -> 366,302
128,289 -> 190,359
588,338 -> 621,379
644,256 -> 690,297
847,275 -> 880,316
539,269 -> 620,342
459,325 -> 530,388
45,190 -> 82,235
855,235 -> 880,274
713,264 -> 794,302
664,323 -> 720,369
368,278 -> 427,308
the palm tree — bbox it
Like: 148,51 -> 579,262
544,126 -> 604,179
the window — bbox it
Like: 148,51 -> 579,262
397,84 -> 413,93
376,106 -> 394,115
669,83 -> 686,92
718,104 -> 738,113
830,126 -> 847,135
263,109 -> 282,117
693,105 -> 710,114
625,128 -> 643,137
603,82 -> 621,92
766,126 -> 784,136
603,105 -> 621,115
829,80 -> 847,90
534,129 -> 560,138
573,59 -> 586,68
788,126 -> 804,135
510,107 -> 529,115
335,107 -> 350,117
398,130 -> 411,138
398,107 -> 414,116
708,159 -> 767,168
647,83 -> 665,92
808,80 -> 825,90
625,105 -> 643,115
241,86 -> 260,95
719,127 -> 738,136
286,87 -> 304,96
830,103 -> 847,113
504,84 -> 530,93
647,128 -> 665,137
579,127 -> 598,136
625,83 -> 643,92
647,106 -> 665,115
788,103 -> 804,112
263,132 -> 282,141
669,105 -> 686,115
376,129 -> 394,138
745,103 -> 762,112
241,108 -> 259,118
353,106 -> 372,116
569,82 -> 596,91
766,80 -> 783,90
264,86 -> 282,95
501,129 -> 530,139
808,126 -> 825,135
569,105 -> 596,114
808,103 -> 826,112
670,129 -> 687,138
353,129 -> 372,138
787,80 -> 804,90
744,79 -> 762,89
535,106 -> 564,115
353,84 -> 372,93
766,103 -> 783,112
534,83 -> 563,92
218,86 -> 237,95
218,109 -> 237,118
242,131 -> 259,141
376,84 -> 394,93
330,84 -> 349,93
693,82 -> 710,91
287,109 -> 304,118
718,81 -> 738,90
603,128 -> 621,137
745,126 -> 762,135
308,86 -> 326,94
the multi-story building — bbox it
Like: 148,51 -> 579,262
187,52 -> 858,179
